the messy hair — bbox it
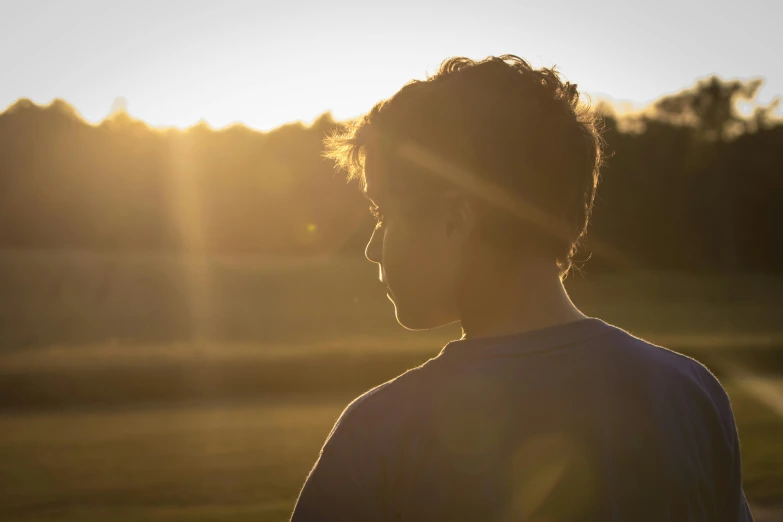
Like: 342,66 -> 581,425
324,54 -> 604,275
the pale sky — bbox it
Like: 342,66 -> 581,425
1,0 -> 780,131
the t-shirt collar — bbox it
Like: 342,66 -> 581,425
438,318 -> 612,359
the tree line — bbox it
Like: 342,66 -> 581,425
0,76 -> 780,273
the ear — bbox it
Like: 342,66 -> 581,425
442,189 -> 476,244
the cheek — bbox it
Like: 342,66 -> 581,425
382,218 -> 454,288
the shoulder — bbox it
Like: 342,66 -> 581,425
327,354 -> 443,439
600,321 -> 732,406
600,322 -> 709,370
594,322 -> 739,451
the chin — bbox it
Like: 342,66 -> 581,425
392,301 -> 454,331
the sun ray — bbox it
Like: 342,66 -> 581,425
167,134 -> 213,343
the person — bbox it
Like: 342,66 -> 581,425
290,55 -> 753,521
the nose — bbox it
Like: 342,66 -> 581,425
365,226 -> 382,265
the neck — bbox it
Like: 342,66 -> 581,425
457,259 -> 586,340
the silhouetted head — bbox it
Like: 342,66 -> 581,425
325,55 -> 603,330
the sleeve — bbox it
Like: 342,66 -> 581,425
290,403 -> 385,522
723,408 -> 755,522
693,362 -> 754,522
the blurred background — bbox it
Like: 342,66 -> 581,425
1,1 -> 782,521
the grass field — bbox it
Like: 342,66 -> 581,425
2,249 -> 783,350
0,397 -> 347,522
1,249 -> 782,520
1,384 -> 781,522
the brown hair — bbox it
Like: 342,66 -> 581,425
325,54 -> 604,274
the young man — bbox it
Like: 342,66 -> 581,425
291,55 -> 753,521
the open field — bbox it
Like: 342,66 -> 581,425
0,397 -> 346,522
0,250 -> 782,520
2,249 -> 783,351
0,382 -> 781,522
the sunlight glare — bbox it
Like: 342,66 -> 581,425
168,135 -> 213,342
